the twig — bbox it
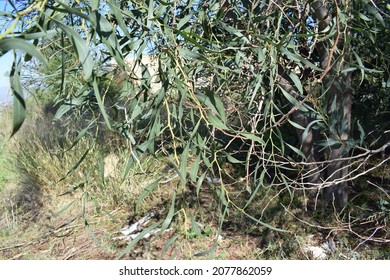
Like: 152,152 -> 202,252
367,181 -> 390,199
0,241 -> 35,252
353,226 -> 386,251
283,204 -> 346,230
284,205 -> 390,244
318,0 -> 341,83
261,93 -> 313,134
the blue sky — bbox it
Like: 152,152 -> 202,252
0,0 -> 13,105
0,52 -> 13,105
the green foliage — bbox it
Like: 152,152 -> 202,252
1,0 -> 389,257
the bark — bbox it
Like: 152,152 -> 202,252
312,0 -> 352,209
323,71 -> 352,208
276,66 -> 323,187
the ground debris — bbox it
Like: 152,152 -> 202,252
113,212 -> 165,241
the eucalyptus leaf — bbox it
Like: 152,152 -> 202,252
0,38 -> 48,67
9,60 -> 25,137
53,20 -> 93,80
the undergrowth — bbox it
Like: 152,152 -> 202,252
0,99 -> 389,260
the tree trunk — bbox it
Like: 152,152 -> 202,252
276,66 -> 323,188
323,71 -> 352,208
312,0 -> 353,209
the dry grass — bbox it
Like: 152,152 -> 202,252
0,101 -> 389,260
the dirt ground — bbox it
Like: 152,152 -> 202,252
1,175 -> 389,260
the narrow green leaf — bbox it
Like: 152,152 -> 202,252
220,22 -> 249,43
161,188 -> 176,231
288,71 -> 303,95
177,14 -> 193,30
317,138 -> 342,149
239,132 -> 265,145
357,120 -> 365,146
197,92 -> 225,120
279,86 -> 308,112
136,179 -> 161,212
249,73 -> 264,108
330,95 -> 337,112
215,184 -> 228,207
280,48 -> 323,71
53,200 -> 76,217
9,60 -> 25,137
84,218 -> 100,247
160,235 -> 179,259
52,1 -> 89,20
209,92 -> 226,122
89,11 -> 126,68
244,169 -> 266,209
190,215 -> 202,237
147,0 -> 155,29
179,144 -> 190,188
59,147 -> 91,182
90,0 -> 100,11
353,50 -> 365,85
64,122 -> 94,152
288,119 -> 305,130
226,153 -> 244,164
358,12 -> 371,21
53,20 -> 93,80
53,103 -> 72,120
192,244 -> 217,257
0,38 -> 48,66
107,0 -> 132,39
121,155 -> 134,183
127,38 -> 143,52
58,182 -> 85,196
93,77 -> 112,130
208,113 -> 229,130
196,172 -> 206,198
242,211 -> 289,233
189,119 -> 202,139
174,29 -> 217,52
17,29 -> 58,40
302,119 -> 322,144
118,221 -> 162,259
341,67 -> 357,74
286,142 -> 306,159
178,47 -> 210,63
189,154 -> 201,182
367,5 -> 385,26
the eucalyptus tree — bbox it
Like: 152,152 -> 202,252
0,0 -> 389,227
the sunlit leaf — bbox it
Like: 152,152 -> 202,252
89,11 -> 126,68
58,182 -> 85,196
189,154 -> 201,182
53,20 -> 93,80
161,187 -> 176,231
208,113 -> 229,130
9,60 -> 25,137
92,77 -> 112,130
178,47 -> 210,63
0,38 -> 48,66
288,71 -> 303,95
136,179 -> 161,212
58,147 -> 91,182
177,14 -> 193,30
118,221 -> 162,259
279,86 -> 308,112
